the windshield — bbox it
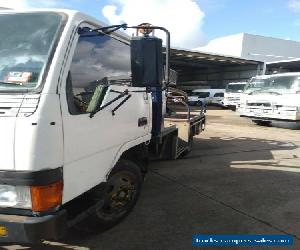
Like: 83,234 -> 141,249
0,12 -> 64,92
226,84 -> 246,93
195,92 -> 210,98
245,75 -> 300,94
214,92 -> 224,97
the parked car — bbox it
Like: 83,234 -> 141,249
210,91 -> 225,106
188,89 -> 225,106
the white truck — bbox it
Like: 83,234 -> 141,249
223,82 -> 247,111
0,9 -> 205,243
239,73 -> 300,125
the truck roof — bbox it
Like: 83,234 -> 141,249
0,8 -> 130,41
0,8 -> 79,16
227,82 -> 247,85
193,89 -> 225,92
256,72 -> 300,79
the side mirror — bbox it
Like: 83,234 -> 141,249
131,36 -> 163,87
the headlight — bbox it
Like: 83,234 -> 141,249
0,185 -> 31,209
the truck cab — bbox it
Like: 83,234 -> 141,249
239,73 -> 300,124
224,82 -> 247,111
0,9 -> 205,244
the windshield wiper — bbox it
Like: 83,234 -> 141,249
264,90 -> 281,95
89,89 -> 130,118
0,81 -> 24,87
78,24 -> 127,36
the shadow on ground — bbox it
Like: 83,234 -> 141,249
2,135 -> 300,250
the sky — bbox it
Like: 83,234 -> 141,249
1,0 -> 300,49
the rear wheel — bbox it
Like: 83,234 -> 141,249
73,160 -> 142,233
201,122 -> 206,131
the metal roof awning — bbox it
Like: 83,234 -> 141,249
168,48 -> 262,70
267,58 -> 300,67
266,58 -> 300,73
266,58 -> 300,65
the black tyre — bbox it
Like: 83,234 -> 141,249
253,120 -> 271,126
73,160 -> 142,233
201,122 -> 206,131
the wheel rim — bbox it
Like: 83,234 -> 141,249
98,171 -> 137,219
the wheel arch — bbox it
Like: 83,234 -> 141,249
105,135 -> 151,179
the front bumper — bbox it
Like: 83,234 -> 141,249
224,101 -> 239,107
0,210 -> 67,244
239,107 -> 300,122
225,105 -> 237,110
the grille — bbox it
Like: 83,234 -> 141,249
0,94 -> 40,117
247,102 -> 271,107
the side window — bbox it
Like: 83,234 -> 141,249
214,92 -> 224,97
66,30 -> 131,115
198,92 -> 210,98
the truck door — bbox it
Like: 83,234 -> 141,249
60,26 -> 150,202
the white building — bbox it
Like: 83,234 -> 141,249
195,33 -> 300,62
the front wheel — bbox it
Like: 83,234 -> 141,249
252,120 -> 271,126
74,160 -> 143,233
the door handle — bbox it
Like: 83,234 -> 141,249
138,117 -> 148,127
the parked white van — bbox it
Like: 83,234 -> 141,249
188,89 -> 225,106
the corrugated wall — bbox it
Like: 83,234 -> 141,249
176,64 -> 263,90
